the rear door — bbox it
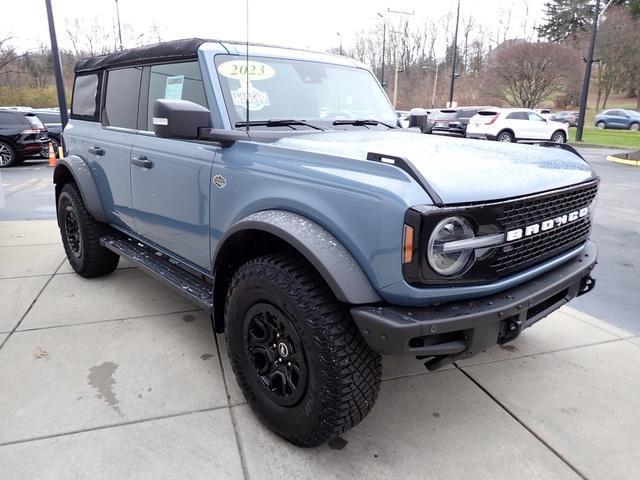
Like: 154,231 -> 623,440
505,111 -> 528,138
130,61 -> 216,270
87,67 -> 142,229
607,110 -> 626,128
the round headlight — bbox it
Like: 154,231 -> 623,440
427,216 -> 475,276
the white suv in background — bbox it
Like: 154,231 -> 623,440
466,108 -> 568,143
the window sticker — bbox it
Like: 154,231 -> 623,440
217,60 -> 275,81
231,82 -> 271,111
164,75 -> 184,100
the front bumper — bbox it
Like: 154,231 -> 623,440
351,241 -> 597,366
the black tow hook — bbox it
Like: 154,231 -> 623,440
578,276 -> 596,296
497,317 -> 522,345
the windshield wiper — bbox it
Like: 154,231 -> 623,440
332,119 -> 397,129
235,119 -> 325,131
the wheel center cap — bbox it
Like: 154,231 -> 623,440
277,342 -> 290,358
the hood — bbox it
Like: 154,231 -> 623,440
272,130 -> 595,204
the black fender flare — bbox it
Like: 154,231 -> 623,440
53,155 -> 109,223
214,210 -> 382,305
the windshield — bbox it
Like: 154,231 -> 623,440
214,55 -> 396,127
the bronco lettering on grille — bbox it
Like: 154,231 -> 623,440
506,207 -> 589,242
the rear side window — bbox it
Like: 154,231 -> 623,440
104,67 -> 142,129
71,74 -> 100,120
145,61 -> 207,131
506,112 -> 527,120
0,111 -> 24,126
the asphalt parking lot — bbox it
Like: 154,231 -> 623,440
0,146 -> 639,479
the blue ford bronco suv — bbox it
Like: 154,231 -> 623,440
55,39 -> 598,447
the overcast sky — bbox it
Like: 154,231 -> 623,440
6,0 -> 547,55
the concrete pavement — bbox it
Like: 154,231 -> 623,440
1,219 -> 639,480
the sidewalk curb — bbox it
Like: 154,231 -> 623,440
569,142 -> 628,150
606,154 -> 640,167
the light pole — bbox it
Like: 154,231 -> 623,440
377,13 -> 386,87
448,0 -> 461,107
115,0 -> 124,51
44,0 -> 68,128
387,8 -> 414,109
421,64 -> 441,109
336,32 -> 343,55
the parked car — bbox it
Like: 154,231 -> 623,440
0,109 -> 49,167
594,109 -> 640,131
550,111 -> 579,127
466,108 -> 568,143
1,107 -> 64,157
56,39 -> 599,447
31,109 -> 63,157
430,107 -> 490,136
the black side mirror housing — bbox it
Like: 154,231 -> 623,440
152,99 -> 212,139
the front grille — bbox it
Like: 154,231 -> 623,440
491,181 -> 598,274
495,182 -> 598,230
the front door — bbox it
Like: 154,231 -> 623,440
130,61 -> 215,270
526,111 -> 549,140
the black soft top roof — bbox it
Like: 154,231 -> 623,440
74,38 -> 208,73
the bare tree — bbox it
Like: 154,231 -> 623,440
593,7 -> 640,109
482,41 -> 581,108
65,17 -> 115,57
0,37 -> 23,74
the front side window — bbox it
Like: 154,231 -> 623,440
527,112 -> 545,121
104,67 -> 142,129
146,61 -> 207,130
214,55 -> 396,127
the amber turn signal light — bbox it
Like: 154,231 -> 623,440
402,225 -> 415,264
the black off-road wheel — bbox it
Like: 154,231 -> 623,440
57,183 -> 119,278
224,252 -> 382,447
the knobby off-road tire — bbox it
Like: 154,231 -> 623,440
225,252 -> 382,447
58,183 -> 119,278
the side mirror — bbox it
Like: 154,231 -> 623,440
152,99 -> 211,139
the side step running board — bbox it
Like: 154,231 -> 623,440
100,235 -> 213,312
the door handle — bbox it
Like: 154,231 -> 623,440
131,155 -> 153,169
88,146 -> 105,156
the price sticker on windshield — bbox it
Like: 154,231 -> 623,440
217,60 -> 275,81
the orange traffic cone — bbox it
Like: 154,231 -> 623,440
47,142 -> 57,167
